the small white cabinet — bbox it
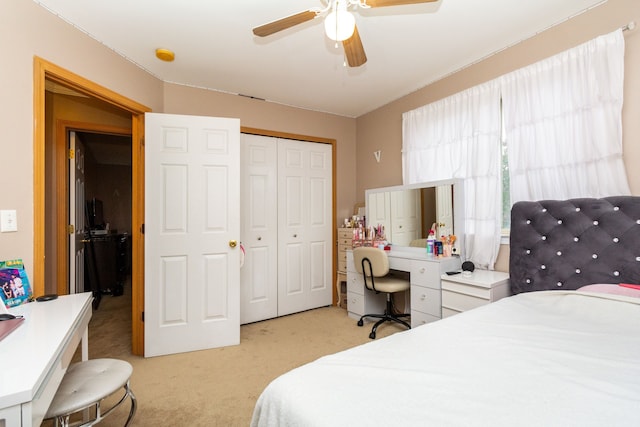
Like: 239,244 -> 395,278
441,270 -> 510,318
346,250 -> 387,319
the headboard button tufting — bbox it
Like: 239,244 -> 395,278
509,197 -> 640,295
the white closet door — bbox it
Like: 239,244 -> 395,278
277,139 -> 332,316
240,134 -> 278,324
390,189 -> 421,246
436,185 -> 454,237
367,192 -> 391,241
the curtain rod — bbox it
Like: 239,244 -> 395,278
622,21 -> 636,32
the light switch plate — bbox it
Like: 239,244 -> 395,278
0,210 -> 18,232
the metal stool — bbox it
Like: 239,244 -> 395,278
44,358 -> 137,427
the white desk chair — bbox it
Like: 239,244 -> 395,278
353,247 -> 411,339
44,358 -> 137,427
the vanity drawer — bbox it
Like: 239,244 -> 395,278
410,285 -> 441,317
389,256 -> 411,272
410,261 -> 441,289
338,259 -> 347,273
347,291 -> 364,316
346,251 -> 356,273
347,272 -> 364,295
411,310 -> 440,327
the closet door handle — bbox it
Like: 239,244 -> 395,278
229,240 -> 237,248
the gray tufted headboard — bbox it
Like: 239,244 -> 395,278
509,197 -> 640,294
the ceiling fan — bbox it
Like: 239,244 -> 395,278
252,0 -> 438,67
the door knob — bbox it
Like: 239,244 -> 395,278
229,240 -> 237,248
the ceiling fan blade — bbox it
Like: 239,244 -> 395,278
365,0 -> 438,7
252,10 -> 318,37
343,25 -> 367,67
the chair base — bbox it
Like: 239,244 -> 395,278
357,294 -> 411,339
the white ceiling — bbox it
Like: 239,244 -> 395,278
33,0 -> 605,117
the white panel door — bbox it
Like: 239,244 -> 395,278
144,112 -> 241,357
240,134 -> 278,324
277,139 -> 332,316
68,131 -> 86,294
367,192 -> 391,241
436,185 -> 454,237
390,189 -> 421,246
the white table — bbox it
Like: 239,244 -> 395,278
0,292 -> 93,426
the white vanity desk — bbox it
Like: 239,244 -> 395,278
0,292 -> 93,426
346,247 -> 461,328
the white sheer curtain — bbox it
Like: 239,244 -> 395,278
502,29 -> 630,204
402,81 -> 502,270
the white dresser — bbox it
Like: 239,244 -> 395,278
346,247 -> 460,328
441,270 -> 510,318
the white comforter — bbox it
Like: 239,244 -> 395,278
251,291 -> 640,427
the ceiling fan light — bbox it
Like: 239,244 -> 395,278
324,10 -> 355,41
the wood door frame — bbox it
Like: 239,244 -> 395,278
241,127 -> 338,305
34,57 -> 150,356
56,122 -> 132,297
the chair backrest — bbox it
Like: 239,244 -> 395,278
353,247 -> 390,278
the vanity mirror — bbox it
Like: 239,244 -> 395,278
365,179 -> 464,256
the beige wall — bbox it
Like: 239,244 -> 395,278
355,0 -> 640,272
0,0 -> 163,276
162,84 -> 357,223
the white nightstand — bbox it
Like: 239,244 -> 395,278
441,270 -> 510,318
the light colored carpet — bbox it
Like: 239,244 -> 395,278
48,284 -> 407,426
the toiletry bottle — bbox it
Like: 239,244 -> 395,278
426,230 -> 435,255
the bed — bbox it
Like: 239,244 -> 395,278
251,197 -> 640,427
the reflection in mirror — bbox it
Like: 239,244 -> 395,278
365,179 -> 462,254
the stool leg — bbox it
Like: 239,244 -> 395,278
124,382 -> 137,427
